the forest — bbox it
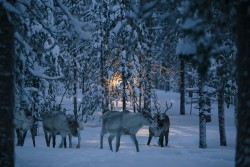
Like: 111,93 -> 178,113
0,0 -> 249,167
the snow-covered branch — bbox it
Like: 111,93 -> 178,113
56,0 -> 95,40
29,67 -> 64,80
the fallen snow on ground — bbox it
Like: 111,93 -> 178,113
15,91 -> 236,167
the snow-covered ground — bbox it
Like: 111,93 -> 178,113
15,91 -> 236,167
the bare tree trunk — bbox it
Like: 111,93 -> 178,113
143,59 -> 152,112
99,11 -> 109,114
180,58 -> 185,115
73,60 -> 77,118
0,3 -> 15,166
138,71 -> 142,110
198,77 -> 206,148
100,47 -> 106,114
138,56 -> 143,110
121,56 -> 127,111
218,88 -> 227,146
236,1 -> 250,167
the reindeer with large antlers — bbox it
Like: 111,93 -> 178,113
147,101 -> 172,147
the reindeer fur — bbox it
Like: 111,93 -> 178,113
100,110 -> 154,152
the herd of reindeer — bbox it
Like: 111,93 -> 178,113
14,102 -> 172,152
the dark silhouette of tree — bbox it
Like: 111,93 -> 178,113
235,1 -> 250,167
0,1 -> 15,166
180,58 -> 185,115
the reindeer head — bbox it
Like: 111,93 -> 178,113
66,114 -> 84,137
142,109 -> 157,127
77,116 -> 84,130
154,101 -> 172,127
133,105 -> 155,127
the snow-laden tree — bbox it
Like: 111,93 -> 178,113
126,0 -> 160,112
153,0 -> 183,114
0,0 -> 95,164
118,1 -> 142,112
209,46 -> 236,146
127,0 -> 183,113
14,0 -> 65,119
91,0 -> 115,113
92,0 -> 143,112
53,0 -> 93,117
13,0 -> 95,119
177,0 -> 237,148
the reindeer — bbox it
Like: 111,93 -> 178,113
42,112 -> 83,148
64,114 -> 84,148
100,110 -> 155,152
14,109 -> 36,147
147,101 -> 172,147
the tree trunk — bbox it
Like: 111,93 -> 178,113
143,59 -> 152,112
138,70 -> 142,110
100,18 -> 109,114
0,3 -> 15,166
198,78 -> 207,148
138,55 -> 143,110
73,60 -> 78,118
218,88 -> 227,146
100,48 -> 106,113
205,97 -> 211,122
122,64 -> 127,111
180,58 -> 185,115
236,1 -> 250,167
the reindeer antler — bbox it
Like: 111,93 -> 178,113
154,102 -> 161,115
152,91 -> 161,115
164,101 -> 172,114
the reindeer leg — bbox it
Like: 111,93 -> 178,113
165,130 -> 169,146
64,136 -> 67,148
130,134 -> 139,152
49,133 -> 52,147
100,133 -> 104,149
147,133 -> 153,146
115,130 -> 121,152
68,135 -> 72,148
100,127 -> 107,149
64,137 -> 67,148
22,131 -> 28,146
59,136 -> 65,148
30,128 -> 36,147
108,135 -> 115,152
44,131 -> 50,147
16,129 -> 22,146
76,130 -> 81,149
158,133 -> 164,147
52,134 -> 56,148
